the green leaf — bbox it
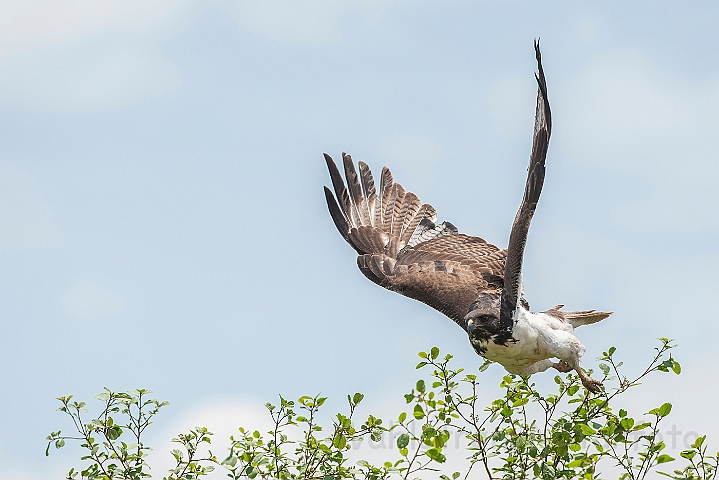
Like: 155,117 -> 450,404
680,450 -> 696,460
413,404 -> 425,419
620,418 -> 634,430
627,424 -> 647,434
398,412 -> 407,423
430,347 -> 440,360
671,360 -> 681,374
333,433 -> 347,449
693,435 -> 706,449
352,393 -> 364,405
106,426 -> 122,440
578,424 -> 596,435
655,454 -> 674,464
425,448 -> 446,463
418,352 -> 428,359
397,433 -> 410,449
658,403 -> 672,417
416,362 -> 428,369
416,380 -> 426,393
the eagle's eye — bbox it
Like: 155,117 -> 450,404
476,314 -> 495,324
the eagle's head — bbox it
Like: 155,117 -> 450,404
464,308 -> 501,343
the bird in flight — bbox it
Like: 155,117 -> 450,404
322,41 -> 611,392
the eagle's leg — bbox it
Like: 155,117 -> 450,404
556,337 -> 602,393
555,359 -> 601,392
552,342 -> 602,393
576,368 -> 602,393
551,360 -> 600,391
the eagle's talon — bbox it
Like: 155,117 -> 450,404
582,377 -> 603,393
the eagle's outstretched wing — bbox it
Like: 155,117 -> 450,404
324,153 -> 505,326
500,40 -> 552,325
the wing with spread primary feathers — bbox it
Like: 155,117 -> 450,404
324,152 -> 505,325
500,39 -> 552,325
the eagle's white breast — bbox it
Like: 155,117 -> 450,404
481,307 -> 586,375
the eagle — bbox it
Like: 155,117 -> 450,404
322,42 -> 611,392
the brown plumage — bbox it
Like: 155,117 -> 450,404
323,152 -> 506,325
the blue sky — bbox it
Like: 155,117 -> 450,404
2,1 -> 719,478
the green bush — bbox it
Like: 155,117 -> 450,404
47,339 -> 717,479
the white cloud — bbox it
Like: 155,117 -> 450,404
63,281 -> 122,319
555,51 -> 719,232
0,1 -> 190,112
377,133 -> 441,188
0,162 -> 59,251
0,0 -> 415,111
224,0 -> 410,44
0,1 -> 183,61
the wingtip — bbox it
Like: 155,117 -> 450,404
534,40 -> 544,72
323,152 -> 334,166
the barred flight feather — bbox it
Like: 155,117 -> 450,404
342,154 -> 367,226
323,153 -> 508,325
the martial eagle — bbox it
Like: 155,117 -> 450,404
322,42 -> 611,392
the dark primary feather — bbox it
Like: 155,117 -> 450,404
323,153 -> 505,326
500,39 -> 552,327
343,154 -> 369,225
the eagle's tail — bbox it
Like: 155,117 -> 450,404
564,309 -> 613,328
